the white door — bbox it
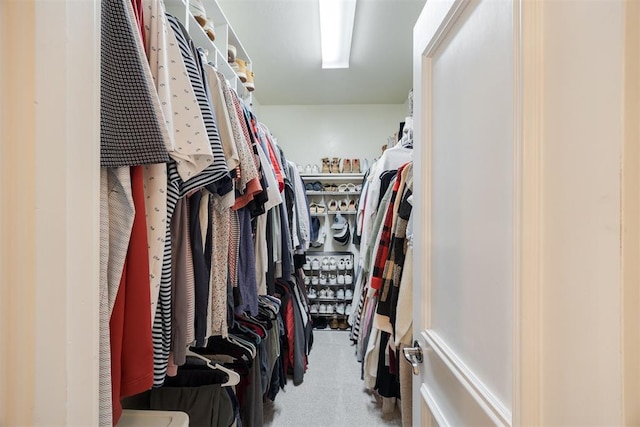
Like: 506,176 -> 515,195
410,0 -> 640,425
411,0 -> 515,425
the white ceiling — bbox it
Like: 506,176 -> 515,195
218,0 -> 427,106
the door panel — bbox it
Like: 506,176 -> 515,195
431,0 -> 514,409
413,0 -> 515,424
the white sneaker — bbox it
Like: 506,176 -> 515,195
319,288 -> 327,298
326,288 -> 335,299
303,257 -> 311,270
337,274 -> 345,285
311,164 -> 320,174
345,274 -> 353,285
319,274 -> 327,285
326,304 -> 335,314
319,304 -> 327,314
310,304 -> 318,313
345,303 -> 352,315
345,289 -> 353,299
336,288 -> 345,299
308,289 -> 316,299
322,257 -> 330,271
345,257 -> 353,269
329,275 -> 337,285
329,257 -> 337,270
311,258 -> 320,270
311,276 -> 319,285
336,303 -> 345,314
337,259 -> 346,270
304,276 -> 310,285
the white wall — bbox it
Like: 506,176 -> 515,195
257,104 -> 408,167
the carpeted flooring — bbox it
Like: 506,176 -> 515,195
263,330 -> 403,427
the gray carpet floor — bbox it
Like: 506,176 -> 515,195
263,330 -> 403,427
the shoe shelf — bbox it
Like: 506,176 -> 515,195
310,313 -> 350,318
300,173 -> 364,180
306,191 -> 361,196
327,211 -> 357,215
309,211 -> 357,217
304,282 -> 353,287
165,0 -> 253,102
303,251 -> 355,321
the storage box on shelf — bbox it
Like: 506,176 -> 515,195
302,252 -> 355,322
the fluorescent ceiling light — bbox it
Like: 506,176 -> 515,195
319,0 -> 357,69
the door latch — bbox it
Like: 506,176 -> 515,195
402,341 -> 423,375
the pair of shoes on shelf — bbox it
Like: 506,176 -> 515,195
328,199 -> 356,212
345,159 -> 361,173
303,164 -> 321,175
311,258 -> 321,270
337,183 -> 357,193
329,318 -> 340,329
323,183 -> 338,192
336,256 -> 352,270
321,157 -> 341,173
305,181 -> 323,192
190,0 -> 216,41
229,58 -> 255,91
338,318 -> 350,330
309,203 -> 326,214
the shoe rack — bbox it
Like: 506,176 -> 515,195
164,0 -> 253,104
301,172 -> 364,257
303,252 -> 355,329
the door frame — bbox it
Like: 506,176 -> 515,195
0,0 -> 101,424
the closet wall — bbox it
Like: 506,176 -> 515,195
259,104 -> 407,166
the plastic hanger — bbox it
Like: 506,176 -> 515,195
185,348 -> 240,387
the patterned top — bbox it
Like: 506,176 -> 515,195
101,0 -> 169,167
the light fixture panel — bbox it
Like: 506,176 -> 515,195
319,0 -> 357,69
